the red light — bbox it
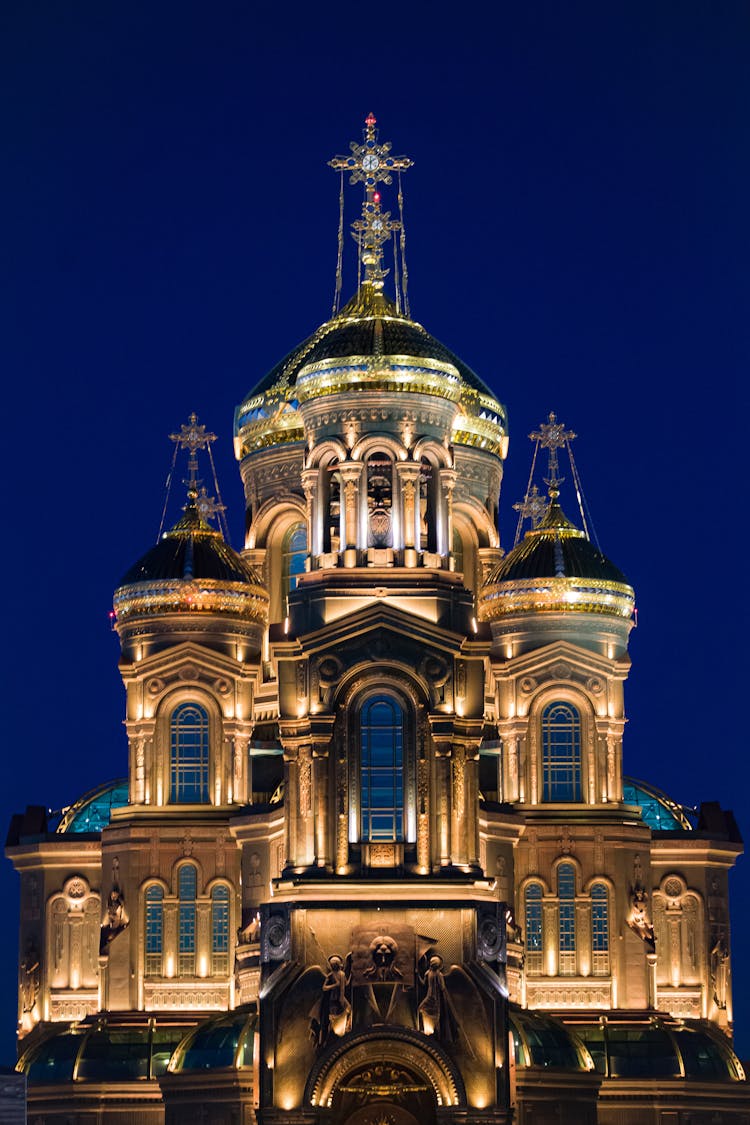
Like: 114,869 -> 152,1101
366,112 -> 376,126
374,192 -> 380,203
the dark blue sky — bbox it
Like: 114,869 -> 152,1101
1,2 -> 748,1064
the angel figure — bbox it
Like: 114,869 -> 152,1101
417,954 -> 458,1042
310,953 -> 352,1047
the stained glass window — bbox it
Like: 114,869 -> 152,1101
592,882 -> 610,975
360,694 -> 404,842
558,862 -> 576,975
145,885 -> 163,977
525,883 -> 543,973
281,522 -> 307,610
211,885 -> 230,975
170,703 -> 209,804
178,864 -> 197,976
542,702 -> 582,802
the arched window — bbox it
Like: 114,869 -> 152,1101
591,883 -> 610,975
178,864 -> 197,976
211,885 -> 230,975
452,528 -> 464,575
367,453 -> 393,547
419,458 -> 438,553
542,702 -> 582,802
524,884 -> 543,974
281,522 -> 307,610
145,885 -> 163,978
558,863 -> 576,975
360,694 -> 404,842
170,703 -> 209,804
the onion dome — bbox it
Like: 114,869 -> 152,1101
479,496 -> 634,622
113,492 -> 267,626
234,283 -> 507,458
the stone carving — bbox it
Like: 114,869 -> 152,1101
100,863 -> 129,955
350,925 -> 415,987
19,941 -> 40,1024
417,955 -> 458,1041
310,954 -> 353,1047
627,884 -> 655,953
711,936 -> 729,1011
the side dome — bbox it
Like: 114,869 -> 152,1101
113,493 -> 268,626
479,497 -> 634,622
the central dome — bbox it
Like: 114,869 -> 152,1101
235,284 -> 507,459
248,287 -> 497,401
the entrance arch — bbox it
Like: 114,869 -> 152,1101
306,1027 -> 465,1125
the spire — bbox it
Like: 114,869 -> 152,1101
529,411 -> 577,500
329,114 -> 413,310
513,412 -> 599,548
157,413 -> 231,543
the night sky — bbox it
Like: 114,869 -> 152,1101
1,3 -> 748,1066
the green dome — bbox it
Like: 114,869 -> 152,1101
245,286 -> 497,402
113,495 -> 268,627
480,498 -> 635,623
118,497 -> 260,587
487,500 -> 627,586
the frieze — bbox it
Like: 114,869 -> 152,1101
526,983 -> 611,1009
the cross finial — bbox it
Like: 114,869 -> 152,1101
329,115 -> 413,290
529,412 -> 577,497
170,412 -> 218,491
512,484 -> 548,528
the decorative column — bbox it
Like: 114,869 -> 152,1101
543,901 -> 558,977
439,468 -> 457,563
301,468 -> 318,563
396,463 -> 420,567
339,462 -> 363,567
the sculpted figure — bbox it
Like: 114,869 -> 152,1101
20,943 -> 40,1015
418,954 -> 458,1042
310,954 -> 352,1047
363,935 -> 403,982
711,937 -> 729,1011
99,885 -> 129,954
627,885 -> 655,952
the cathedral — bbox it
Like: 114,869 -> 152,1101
7,117 -> 749,1125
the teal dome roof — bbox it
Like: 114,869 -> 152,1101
56,779 -> 129,834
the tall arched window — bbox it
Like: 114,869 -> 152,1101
366,453 -> 393,547
524,884 -> 543,974
360,694 -> 404,842
558,863 -> 576,975
211,885 -> 230,975
281,522 -> 307,610
542,702 -> 582,802
591,883 -> 610,976
178,864 -> 197,976
145,885 -> 163,977
170,703 -> 209,804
